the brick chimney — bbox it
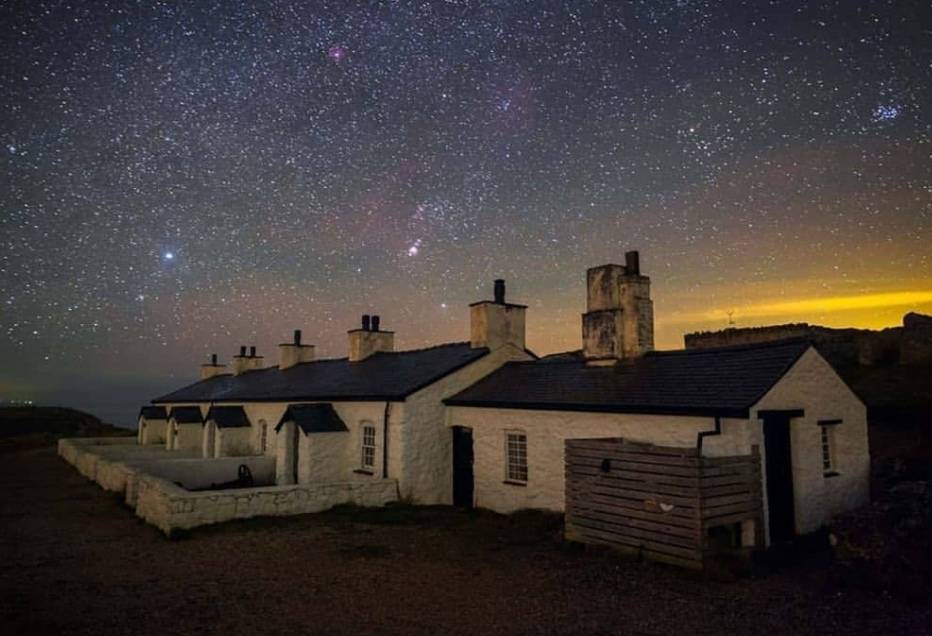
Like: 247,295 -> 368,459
582,250 -> 654,365
231,345 -> 265,375
470,279 -> 527,350
199,353 -> 227,380
279,329 -> 315,370
348,314 -> 394,362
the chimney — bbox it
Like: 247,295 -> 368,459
232,344 -> 265,375
581,250 -> 653,365
279,328 -> 316,370
199,352 -> 227,380
348,314 -> 394,361
470,279 -> 527,350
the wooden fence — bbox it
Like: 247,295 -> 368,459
565,438 -> 763,569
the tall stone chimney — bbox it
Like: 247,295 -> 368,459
582,250 -> 654,365
279,329 -> 315,370
348,314 -> 394,362
200,353 -> 227,380
470,279 -> 527,350
231,345 -> 265,375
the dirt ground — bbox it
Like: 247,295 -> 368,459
1,446 -> 930,635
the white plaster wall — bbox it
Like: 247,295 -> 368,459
216,427 -> 253,457
751,347 -> 870,538
139,418 -> 167,445
173,423 -> 202,452
402,343 -> 534,504
448,406 -> 747,513
301,431 -> 348,484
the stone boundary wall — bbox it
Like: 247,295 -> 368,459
58,437 -> 399,535
684,313 -> 932,367
135,474 -> 399,536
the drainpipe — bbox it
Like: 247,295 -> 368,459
382,401 -> 391,479
696,415 -> 722,456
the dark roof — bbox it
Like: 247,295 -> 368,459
445,339 -> 813,418
275,403 -> 349,434
152,342 -> 488,404
205,405 -> 250,428
138,406 -> 167,420
169,406 -> 203,424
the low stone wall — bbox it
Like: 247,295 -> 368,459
59,437 -> 399,535
135,474 -> 399,535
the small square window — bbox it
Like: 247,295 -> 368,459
505,432 -> 527,483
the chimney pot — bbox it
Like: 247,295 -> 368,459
293,329 -> 302,345
372,315 -> 381,331
625,250 -> 640,276
239,345 -> 247,357
362,314 -> 371,331
494,279 -> 506,304
249,345 -> 256,357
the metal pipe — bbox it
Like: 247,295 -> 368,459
697,415 -> 722,455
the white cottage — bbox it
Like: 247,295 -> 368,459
445,252 -> 870,545
150,281 -> 534,504
165,406 -> 204,451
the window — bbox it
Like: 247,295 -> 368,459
505,432 -> 528,483
819,419 -> 841,476
259,421 -> 268,453
361,424 -> 376,469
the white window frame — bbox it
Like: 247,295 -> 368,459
818,419 -> 841,476
361,424 -> 376,470
505,431 -> 528,484
259,420 -> 268,453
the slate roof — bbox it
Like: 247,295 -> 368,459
205,405 -> 251,428
169,406 -> 204,424
152,342 -> 489,404
275,403 -> 349,434
138,406 -> 167,420
445,339 -> 813,418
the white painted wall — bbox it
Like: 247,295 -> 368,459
402,343 -> 533,504
138,417 -> 167,445
448,406 -> 744,513
750,346 -> 870,538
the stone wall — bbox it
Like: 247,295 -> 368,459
135,473 -> 398,535
685,313 -> 932,367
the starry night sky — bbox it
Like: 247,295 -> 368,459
2,1 -> 930,426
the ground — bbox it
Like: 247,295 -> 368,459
1,445 -> 930,635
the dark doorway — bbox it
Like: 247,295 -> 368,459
452,426 -> 474,507
761,411 -> 799,544
291,422 -> 300,485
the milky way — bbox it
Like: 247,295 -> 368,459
1,1 -> 930,424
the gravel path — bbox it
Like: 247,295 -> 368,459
1,446 -> 929,635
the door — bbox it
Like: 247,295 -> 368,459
762,413 -> 796,543
452,427 -> 474,507
291,421 -> 300,485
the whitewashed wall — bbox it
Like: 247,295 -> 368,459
402,343 -> 534,504
449,406 -> 745,513
750,347 -> 870,538
138,418 -> 167,445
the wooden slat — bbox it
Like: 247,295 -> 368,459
701,502 -> 762,520
567,465 -> 701,491
565,470 -> 700,496
567,448 -> 702,468
569,482 -> 700,508
703,493 -> 758,507
567,505 -> 698,539
568,491 -> 698,522
567,521 -> 703,561
566,439 -> 698,457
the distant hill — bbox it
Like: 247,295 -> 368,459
0,406 -> 131,439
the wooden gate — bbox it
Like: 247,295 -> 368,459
565,438 -> 763,569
